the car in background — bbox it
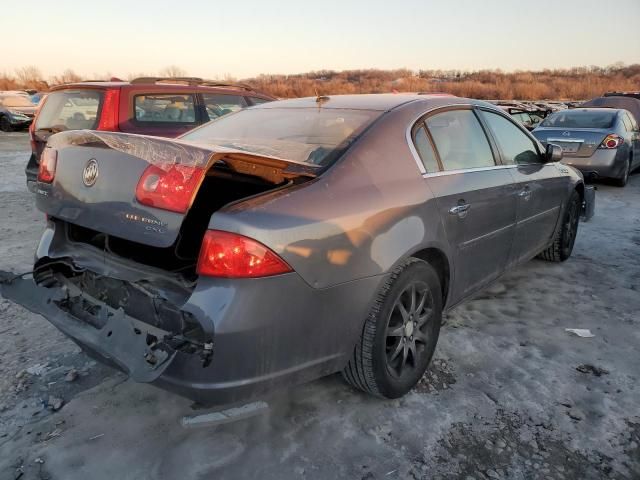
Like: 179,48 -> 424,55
488,100 -> 550,131
582,95 -> 640,127
0,94 -> 37,131
4,94 -> 594,405
604,91 -> 640,101
532,108 -> 640,186
25,77 -> 275,192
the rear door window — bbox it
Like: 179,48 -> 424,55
479,110 -> 542,165
35,90 -> 103,131
202,94 -> 247,121
413,126 -> 440,173
425,109 -> 495,171
134,94 -> 196,123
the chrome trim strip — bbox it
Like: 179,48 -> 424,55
421,164 -> 517,177
459,223 -> 513,250
516,205 -> 560,227
547,138 -> 584,143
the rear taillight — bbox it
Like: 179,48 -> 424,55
197,230 -> 293,278
96,89 -> 120,131
599,134 -> 624,149
135,163 -> 205,213
37,148 -> 57,183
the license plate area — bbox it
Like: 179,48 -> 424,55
557,142 -> 581,154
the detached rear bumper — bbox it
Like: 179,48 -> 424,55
0,276 -> 178,383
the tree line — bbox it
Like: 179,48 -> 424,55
2,64 -> 639,100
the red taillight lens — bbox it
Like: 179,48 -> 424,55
135,163 -> 205,213
599,134 -> 624,149
197,230 -> 292,278
96,89 -> 120,131
37,148 -> 57,183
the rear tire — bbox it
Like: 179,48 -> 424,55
342,258 -> 442,399
538,190 -> 580,262
0,116 -> 12,132
614,157 -> 631,187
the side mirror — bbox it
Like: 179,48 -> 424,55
546,143 -> 563,163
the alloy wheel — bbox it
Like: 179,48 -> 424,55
385,281 -> 434,378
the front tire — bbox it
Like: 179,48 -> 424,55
343,258 -> 442,399
538,190 -> 580,262
0,116 -> 12,132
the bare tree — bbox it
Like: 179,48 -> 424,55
15,65 -> 43,88
50,69 -> 83,86
158,65 -> 187,78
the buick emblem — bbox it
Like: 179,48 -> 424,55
83,159 -> 99,187
561,131 -> 571,137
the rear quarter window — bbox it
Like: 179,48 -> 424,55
134,94 -> 196,123
35,90 -> 103,131
202,94 -> 247,121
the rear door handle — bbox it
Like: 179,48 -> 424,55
449,203 -> 470,216
518,186 -> 532,200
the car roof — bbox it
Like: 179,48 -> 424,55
48,81 -> 272,98
255,93 -> 469,112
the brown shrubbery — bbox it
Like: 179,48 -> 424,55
245,65 -> 640,100
2,64 -> 639,100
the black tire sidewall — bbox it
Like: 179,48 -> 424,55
0,116 -> 11,132
560,191 -> 580,259
371,260 -> 442,398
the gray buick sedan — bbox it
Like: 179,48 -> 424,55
3,94 -> 594,404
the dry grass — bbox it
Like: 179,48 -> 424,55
2,64 -> 639,100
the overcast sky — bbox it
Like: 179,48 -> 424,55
6,0 -> 640,79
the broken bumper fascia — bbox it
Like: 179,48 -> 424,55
0,275 -> 178,383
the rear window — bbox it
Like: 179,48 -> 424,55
181,107 -> 380,166
134,94 -> 196,123
35,90 -> 102,131
540,110 -> 617,129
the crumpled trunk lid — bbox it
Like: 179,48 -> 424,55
35,130 -> 317,248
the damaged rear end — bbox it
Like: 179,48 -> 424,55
7,130 -> 317,401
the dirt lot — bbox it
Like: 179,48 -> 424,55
0,132 -> 638,480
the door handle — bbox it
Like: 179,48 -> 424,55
518,187 -> 532,200
449,203 -> 470,216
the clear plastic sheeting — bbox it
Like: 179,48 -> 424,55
45,130 -> 319,183
46,130 -> 213,168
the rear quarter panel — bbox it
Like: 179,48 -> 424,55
209,100 -> 462,291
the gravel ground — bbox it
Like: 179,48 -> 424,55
0,132 -> 638,480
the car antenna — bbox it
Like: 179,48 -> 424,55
315,89 -> 329,105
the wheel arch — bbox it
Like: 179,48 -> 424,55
409,247 -> 451,308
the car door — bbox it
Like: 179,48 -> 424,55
413,107 -> 517,304
478,108 -> 568,265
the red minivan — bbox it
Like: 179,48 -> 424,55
26,77 -> 275,191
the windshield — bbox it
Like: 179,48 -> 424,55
181,107 -> 380,166
35,90 -> 103,132
0,96 -> 35,108
540,110 -> 616,129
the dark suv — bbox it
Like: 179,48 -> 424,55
26,77 -> 275,192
